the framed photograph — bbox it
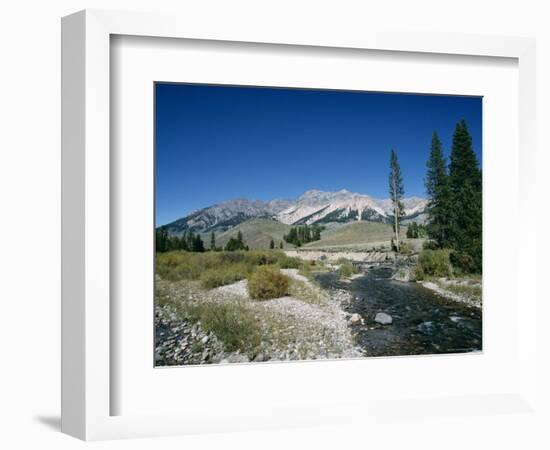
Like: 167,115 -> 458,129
153,83 -> 483,368
62,9 -> 537,440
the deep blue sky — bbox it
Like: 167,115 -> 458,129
156,83 -> 482,226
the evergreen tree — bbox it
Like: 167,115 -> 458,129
155,228 -> 169,252
210,231 -> 216,251
388,149 -> 405,252
407,222 -> 419,239
284,228 -> 298,246
279,241 -> 283,249
284,225 -> 323,247
179,234 -> 189,251
224,232 -> 247,251
187,230 -> 195,250
448,120 -> 482,272
417,223 -> 427,238
312,225 -> 322,241
269,239 -> 275,249
425,132 -> 452,248
192,234 -> 205,252
224,238 -> 239,252
167,236 -> 179,251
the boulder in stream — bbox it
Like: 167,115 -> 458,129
375,312 -> 393,325
350,313 -> 363,324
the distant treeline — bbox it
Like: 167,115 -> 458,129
156,228 -> 284,253
156,228 -> 205,253
284,224 -> 323,247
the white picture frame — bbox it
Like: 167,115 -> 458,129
61,9 -> 537,441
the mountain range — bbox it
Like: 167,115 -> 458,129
160,189 -> 427,236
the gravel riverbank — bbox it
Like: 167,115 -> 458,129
155,269 -> 363,366
420,278 -> 482,309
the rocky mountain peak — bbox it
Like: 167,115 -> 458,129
160,189 -> 428,235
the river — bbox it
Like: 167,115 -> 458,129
315,266 -> 482,357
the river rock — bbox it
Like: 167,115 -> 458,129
375,312 -> 393,325
253,352 -> 266,362
226,353 -> 250,364
350,313 -> 363,324
417,321 -> 434,333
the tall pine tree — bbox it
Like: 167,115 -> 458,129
192,234 -> 205,252
210,231 -> 216,251
388,149 -> 405,252
155,228 -> 168,252
425,132 -> 452,248
448,120 -> 482,272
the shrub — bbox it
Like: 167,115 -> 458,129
339,262 -> 357,278
218,251 -> 247,265
200,264 -> 249,289
412,264 -> 426,281
186,301 -> 261,354
156,251 -> 222,281
422,240 -> 440,250
415,249 -> 452,278
247,266 -> 289,300
277,254 -> 301,269
398,241 -> 411,254
245,251 -> 279,267
450,250 -> 476,275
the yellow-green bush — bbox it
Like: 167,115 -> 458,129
185,301 -> 261,354
412,264 -> 426,281
277,254 -> 301,269
414,249 -> 452,280
398,241 -> 411,254
156,251 -> 219,281
200,263 -> 250,289
338,260 -> 358,278
247,266 -> 289,300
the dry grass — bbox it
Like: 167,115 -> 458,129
287,278 -> 327,306
303,222 -> 402,248
439,282 -> 482,301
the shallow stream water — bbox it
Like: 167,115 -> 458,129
315,266 -> 482,357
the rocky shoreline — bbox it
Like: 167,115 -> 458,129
155,269 -> 364,366
155,259 -> 482,365
389,264 -> 482,309
155,305 -> 249,366
419,279 -> 482,309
